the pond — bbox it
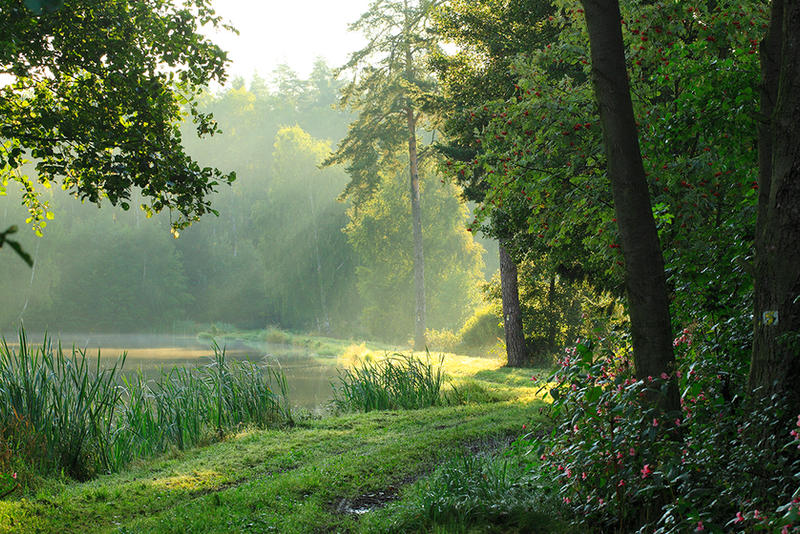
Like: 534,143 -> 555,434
3,332 -> 341,411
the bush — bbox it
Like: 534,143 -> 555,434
457,306 -> 503,351
514,333 -> 800,533
424,329 -> 459,353
261,326 -> 292,345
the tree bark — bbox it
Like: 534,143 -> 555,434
499,242 -> 527,367
407,107 -> 427,351
308,186 -> 331,334
581,0 -> 679,411
546,274 -> 557,350
750,0 -> 800,413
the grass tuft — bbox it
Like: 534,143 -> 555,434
332,353 -> 450,412
372,450 -> 567,533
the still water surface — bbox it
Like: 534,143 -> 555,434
4,333 -> 340,410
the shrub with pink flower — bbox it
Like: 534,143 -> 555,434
515,332 -> 800,533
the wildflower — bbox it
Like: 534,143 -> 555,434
734,511 -> 744,524
618,479 -> 625,487
12,473 -> 16,479
641,464 -> 653,478
653,418 -> 659,427
660,372 -> 669,380
695,521 -> 704,531
581,472 -> 587,480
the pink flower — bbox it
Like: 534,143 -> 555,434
641,464 -> 653,478
734,511 -> 744,523
653,418 -> 659,427
618,479 -> 626,487
12,473 -> 16,479
695,521 -> 704,531
581,472 -> 587,480
660,372 -> 669,380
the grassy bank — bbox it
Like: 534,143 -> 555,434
0,358 -> 557,533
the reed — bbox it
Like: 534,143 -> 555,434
331,353 -> 449,412
0,330 -> 291,479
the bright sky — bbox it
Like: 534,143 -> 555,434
209,1 -> 371,84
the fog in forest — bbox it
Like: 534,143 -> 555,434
0,64 -> 499,355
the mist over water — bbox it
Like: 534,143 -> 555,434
0,63 -> 497,411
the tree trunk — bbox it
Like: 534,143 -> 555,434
407,107 -> 427,350
581,0 -> 679,411
750,0 -> 800,413
546,274 -> 557,351
308,187 -> 331,334
499,242 -> 527,367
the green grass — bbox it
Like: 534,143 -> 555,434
0,332 -> 291,480
363,448 -> 566,533
0,399 -> 551,533
332,353 -> 449,412
1,329 -> 558,533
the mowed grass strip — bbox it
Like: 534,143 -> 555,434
1,395 -> 546,533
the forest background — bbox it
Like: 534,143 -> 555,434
0,62 -> 503,346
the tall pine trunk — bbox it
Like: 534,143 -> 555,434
407,107 -> 427,350
749,0 -> 800,412
581,0 -> 679,411
499,242 -> 527,367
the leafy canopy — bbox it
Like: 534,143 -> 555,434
0,0 -> 235,244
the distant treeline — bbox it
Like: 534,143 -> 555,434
1,62 -> 487,341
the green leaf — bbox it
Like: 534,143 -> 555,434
585,386 -> 602,404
